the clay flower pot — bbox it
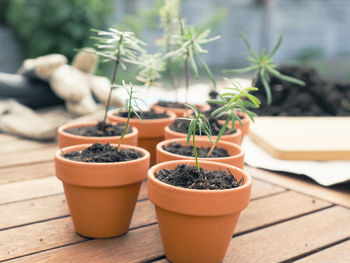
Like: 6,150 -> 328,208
107,109 -> 176,165
157,138 -> 245,168
148,160 -> 252,263
164,125 -> 242,145
57,122 -> 138,148
152,103 -> 210,117
55,144 -> 150,238
218,112 -> 251,137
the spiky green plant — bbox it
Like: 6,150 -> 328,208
116,81 -> 144,151
207,78 -> 261,155
223,31 -> 305,104
88,27 -> 146,127
178,104 -> 213,171
166,19 -> 220,103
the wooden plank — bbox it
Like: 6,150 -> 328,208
0,162 -> 54,185
247,166 -> 350,208
0,176 -> 63,205
1,190 -> 331,261
249,117 -> 350,160
224,206 -> 350,262
250,179 -> 286,200
5,225 -> 163,263
236,191 -> 331,234
295,240 -> 350,263
0,146 -> 57,168
0,140 -> 55,155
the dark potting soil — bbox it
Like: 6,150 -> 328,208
163,142 -> 229,158
117,109 -> 169,119
63,143 -> 143,163
254,65 -> 350,116
64,122 -> 131,137
169,117 -> 235,136
156,100 -> 187,109
155,164 -> 243,190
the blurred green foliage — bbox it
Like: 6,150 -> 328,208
6,0 -> 114,62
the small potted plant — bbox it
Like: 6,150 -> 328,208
58,27 -> 146,148
148,108 -> 252,263
152,18 -> 219,116
55,83 -> 150,238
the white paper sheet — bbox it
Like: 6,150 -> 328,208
242,137 -> 350,186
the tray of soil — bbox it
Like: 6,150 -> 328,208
164,116 -> 242,145
147,160 -> 251,263
254,64 -> 350,116
156,138 -> 244,168
152,100 -> 210,117
108,109 -> 176,165
57,122 -> 138,148
55,142 -> 150,238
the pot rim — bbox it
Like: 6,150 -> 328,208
156,137 -> 244,161
58,121 -> 138,141
107,109 -> 177,124
148,159 -> 251,194
56,143 -> 150,167
164,125 -> 242,139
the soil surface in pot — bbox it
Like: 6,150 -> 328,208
155,164 -> 243,190
169,117 -> 235,136
156,100 -> 186,109
64,122 -> 131,137
117,109 -> 169,119
63,143 -> 143,163
254,65 -> 350,116
163,142 -> 229,158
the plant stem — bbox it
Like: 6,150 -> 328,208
101,34 -> 123,128
117,87 -> 132,152
193,114 -> 200,172
207,142 -> 216,157
185,53 -> 189,103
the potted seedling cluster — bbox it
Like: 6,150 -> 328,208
55,83 -> 150,238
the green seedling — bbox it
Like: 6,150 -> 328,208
86,27 -> 146,127
116,81 -> 145,152
166,19 -> 220,103
178,104 -> 213,172
223,31 -> 305,104
207,78 -> 261,155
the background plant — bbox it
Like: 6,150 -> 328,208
6,0 -> 114,62
165,19 -> 220,102
88,27 -> 146,127
223,31 -> 305,104
179,104 -> 213,171
207,78 -> 260,155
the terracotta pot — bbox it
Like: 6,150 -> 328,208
55,144 -> 150,238
57,122 -> 138,148
157,138 -> 245,168
218,112 -> 251,137
164,125 -> 242,145
152,103 -> 210,117
148,160 -> 252,263
107,109 -> 176,165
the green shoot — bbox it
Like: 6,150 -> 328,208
87,27 -> 146,127
223,31 -> 305,104
159,0 -> 180,94
165,19 -> 220,103
178,104 -> 213,172
117,81 -> 145,152
207,78 -> 261,155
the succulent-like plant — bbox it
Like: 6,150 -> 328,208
88,27 -> 146,127
223,31 -> 305,104
116,81 -> 144,151
178,104 -> 213,171
207,78 -> 261,155
166,19 -> 220,103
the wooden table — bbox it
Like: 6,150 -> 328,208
0,133 -> 349,263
